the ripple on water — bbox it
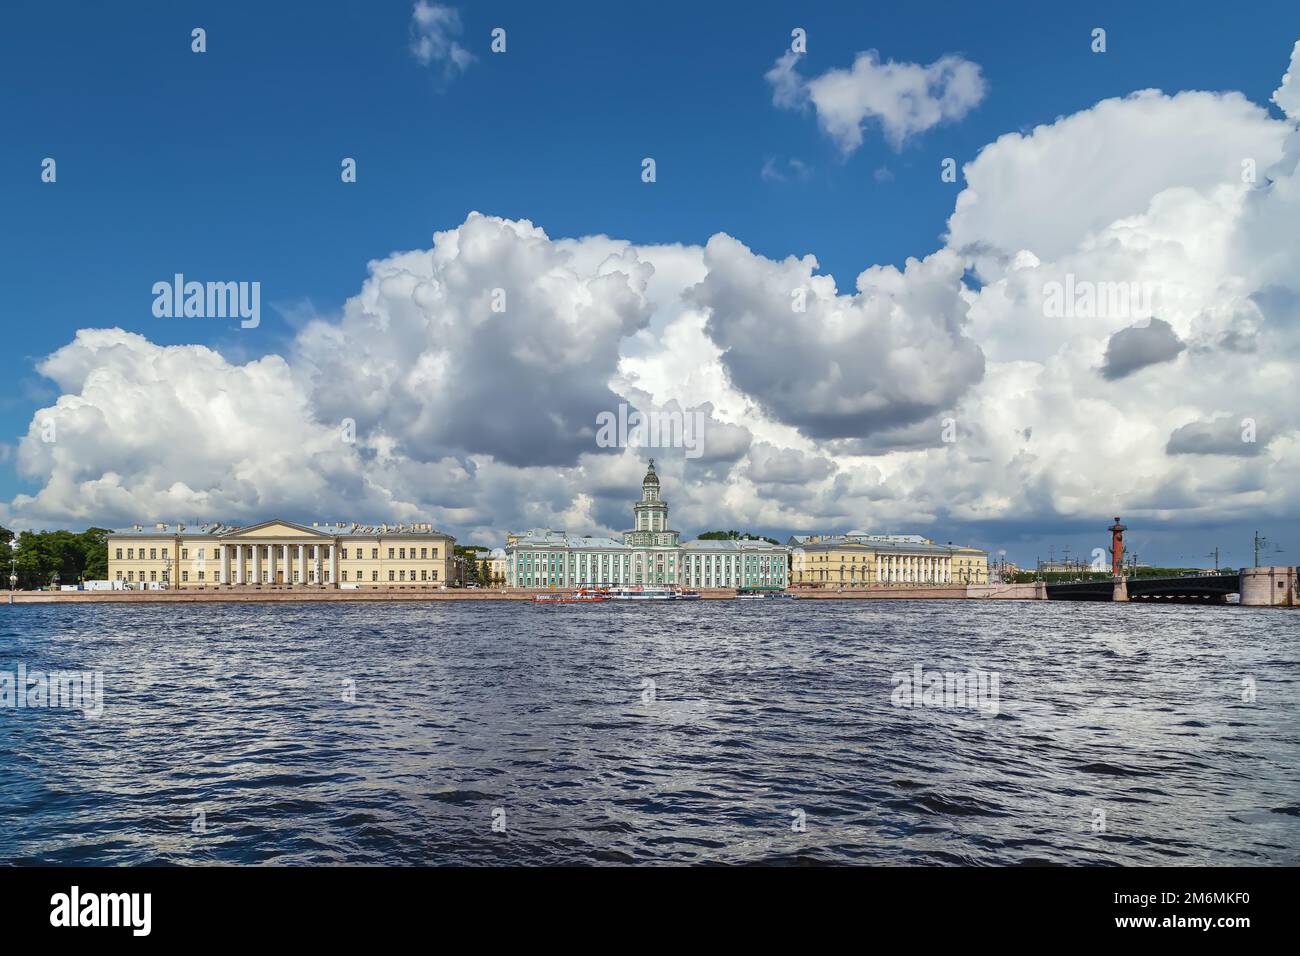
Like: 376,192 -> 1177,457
0,600 -> 1297,865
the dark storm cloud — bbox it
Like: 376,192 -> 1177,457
690,235 -> 984,440
1166,416 -> 1265,457
1100,318 -> 1185,380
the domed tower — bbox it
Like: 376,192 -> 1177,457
625,459 -> 678,549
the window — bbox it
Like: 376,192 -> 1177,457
115,548 -> 123,559
431,548 -> 438,559
399,570 -> 406,581
342,548 -> 348,560
372,571 -> 378,581
388,548 -> 395,559
419,548 -> 427,559
181,548 -> 188,560
421,570 -> 428,581
150,570 -> 157,581
198,571 -> 205,581
371,548 -> 378,559
182,570 -> 188,582
127,571 -> 134,581
342,570 -> 348,581
127,549 -> 134,559
161,549 -> 168,560
388,570 -> 395,581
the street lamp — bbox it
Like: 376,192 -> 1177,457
8,536 -> 18,601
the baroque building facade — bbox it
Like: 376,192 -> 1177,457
107,519 -> 455,588
506,461 -> 789,590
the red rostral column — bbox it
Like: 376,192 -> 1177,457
1108,517 -> 1127,577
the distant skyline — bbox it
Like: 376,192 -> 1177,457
2,1 -> 1300,569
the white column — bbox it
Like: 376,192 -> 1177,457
253,544 -> 262,584
220,545 -> 230,585
297,545 -> 305,584
235,545 -> 244,584
329,544 -> 338,586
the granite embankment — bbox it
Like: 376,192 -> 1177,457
2,583 -> 1046,604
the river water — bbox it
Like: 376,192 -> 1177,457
1,600 -> 1296,865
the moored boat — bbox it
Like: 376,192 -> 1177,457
605,586 -> 700,601
735,588 -> 795,600
533,588 -> 610,604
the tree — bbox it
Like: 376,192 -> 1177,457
0,526 -> 13,587
5,526 -> 110,589
697,530 -> 780,544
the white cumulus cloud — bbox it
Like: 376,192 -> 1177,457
409,1 -> 474,79
767,48 -> 986,152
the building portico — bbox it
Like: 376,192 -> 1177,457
108,518 -> 455,589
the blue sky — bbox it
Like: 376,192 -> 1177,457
3,1 -> 1300,566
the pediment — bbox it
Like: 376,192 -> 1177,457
221,519 -> 333,539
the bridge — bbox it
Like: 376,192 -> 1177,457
1047,573 -> 1241,603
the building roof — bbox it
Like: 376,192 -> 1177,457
682,539 -> 787,552
109,519 -> 451,538
507,529 -> 628,550
796,537 -> 986,557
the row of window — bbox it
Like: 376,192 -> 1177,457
114,545 -> 441,561
116,568 -> 440,583
803,553 -> 954,563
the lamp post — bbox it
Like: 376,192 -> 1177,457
8,537 -> 17,604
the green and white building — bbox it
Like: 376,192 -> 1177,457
506,460 -> 788,589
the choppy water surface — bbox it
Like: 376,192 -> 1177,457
1,600 -> 1297,865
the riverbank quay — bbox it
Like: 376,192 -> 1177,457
1,583 -> 1047,605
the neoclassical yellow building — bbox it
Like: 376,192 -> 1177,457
788,533 -> 989,587
107,519 -> 455,588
